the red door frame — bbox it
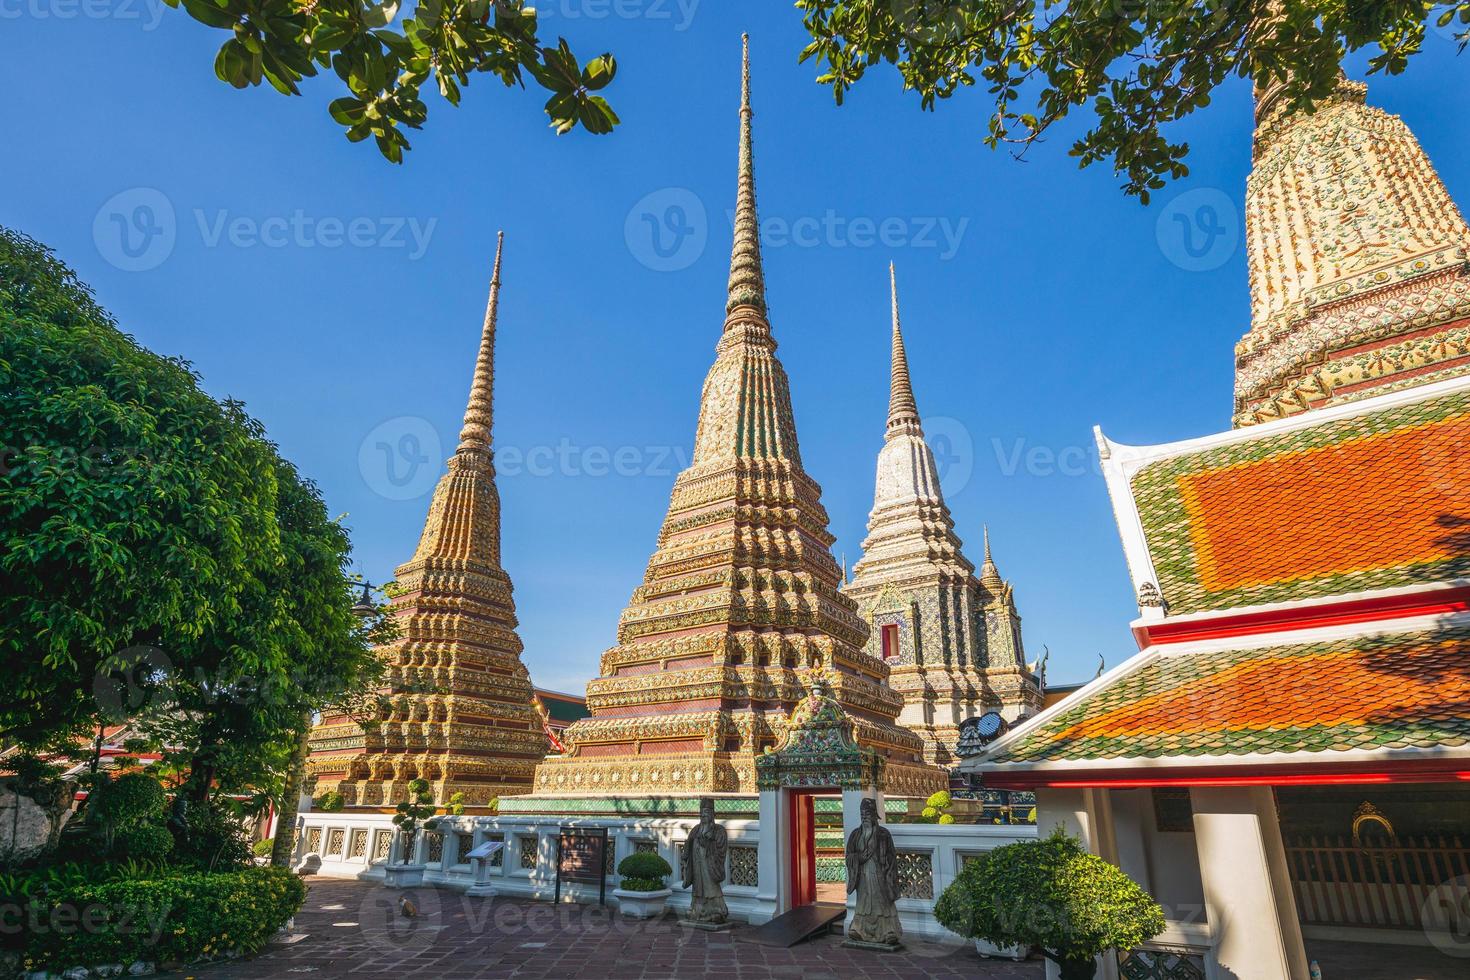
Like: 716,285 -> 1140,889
788,790 -> 817,907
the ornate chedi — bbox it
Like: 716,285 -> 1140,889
842,266 -> 1041,766
1235,68 -> 1470,425
532,38 -> 945,800
307,234 -> 549,806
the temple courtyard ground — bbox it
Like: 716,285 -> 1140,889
191,878 -> 1467,979
197,877 -> 1039,979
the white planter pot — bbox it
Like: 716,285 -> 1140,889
975,938 -> 1030,961
612,887 -> 671,919
383,863 -> 426,888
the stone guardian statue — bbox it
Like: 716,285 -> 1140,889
681,796 -> 730,928
844,797 -> 903,949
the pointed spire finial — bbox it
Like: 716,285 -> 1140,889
886,262 -> 921,434
726,33 -> 767,318
840,551 -> 848,585
980,524 -> 1003,588
457,231 -> 504,454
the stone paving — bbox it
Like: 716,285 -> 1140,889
196,878 -> 1043,980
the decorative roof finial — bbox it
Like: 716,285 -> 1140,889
980,524 -> 1003,588
726,33 -> 767,318
458,231 -> 504,454
886,261 -> 921,434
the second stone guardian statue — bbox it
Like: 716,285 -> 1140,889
844,797 -> 903,949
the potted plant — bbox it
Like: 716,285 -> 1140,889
917,790 -> 956,824
934,828 -> 1165,979
385,778 -> 436,887
612,851 -> 673,919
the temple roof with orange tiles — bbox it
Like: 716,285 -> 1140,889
968,68 -> 1470,790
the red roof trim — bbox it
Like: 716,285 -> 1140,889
1133,584 -> 1470,649
982,758 -> 1470,790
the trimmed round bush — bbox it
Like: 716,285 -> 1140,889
115,824 -> 174,862
617,852 -> 672,891
934,829 -> 1164,980
20,865 -> 305,973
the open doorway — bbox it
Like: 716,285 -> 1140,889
787,788 -> 844,908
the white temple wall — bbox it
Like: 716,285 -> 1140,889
292,810 -> 1034,942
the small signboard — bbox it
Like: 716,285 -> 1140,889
466,841 -> 504,861
555,827 -> 608,906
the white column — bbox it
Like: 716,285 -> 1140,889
1191,787 -> 1309,980
756,788 -> 782,921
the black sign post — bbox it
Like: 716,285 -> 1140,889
554,826 -> 608,906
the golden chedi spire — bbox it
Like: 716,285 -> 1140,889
726,33 -> 767,318
845,273 -> 1039,765
1235,38 -> 1470,425
308,234 -> 549,807
534,39 -> 944,799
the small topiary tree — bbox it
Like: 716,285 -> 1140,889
85,772 -> 170,860
918,789 -> 956,824
391,778 -> 436,865
617,852 -> 673,892
934,828 -> 1165,979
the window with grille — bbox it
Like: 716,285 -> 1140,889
896,851 -> 933,900
305,827 -> 322,854
728,845 -> 758,887
519,836 -> 538,870
348,829 -> 368,860
425,832 -> 444,865
326,828 -> 345,856
372,830 -> 393,863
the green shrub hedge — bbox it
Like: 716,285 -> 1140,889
616,852 -> 672,891
16,865 -> 305,973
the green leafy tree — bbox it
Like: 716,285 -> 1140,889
1,228 -> 382,814
1,228 -> 279,753
163,0 -> 618,161
795,1 -> 1470,200
934,828 -> 1165,979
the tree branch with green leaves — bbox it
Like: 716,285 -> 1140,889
795,1 -> 1470,201
164,0 -> 619,162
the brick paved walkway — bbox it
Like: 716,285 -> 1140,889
197,878 -> 1043,979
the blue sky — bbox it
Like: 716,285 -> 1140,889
7,6 -> 1470,693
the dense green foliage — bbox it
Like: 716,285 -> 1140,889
934,829 -> 1164,978
795,1 -> 1470,200
313,790 -> 346,813
167,801 -> 253,872
0,228 -> 382,805
617,852 -> 672,892
15,866 -> 304,972
163,0 -> 618,161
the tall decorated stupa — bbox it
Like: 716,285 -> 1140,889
1235,67 -> 1470,424
843,266 -> 1041,766
307,234 -> 550,807
530,38 -> 946,801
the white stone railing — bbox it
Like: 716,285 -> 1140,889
294,811 -> 1036,940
